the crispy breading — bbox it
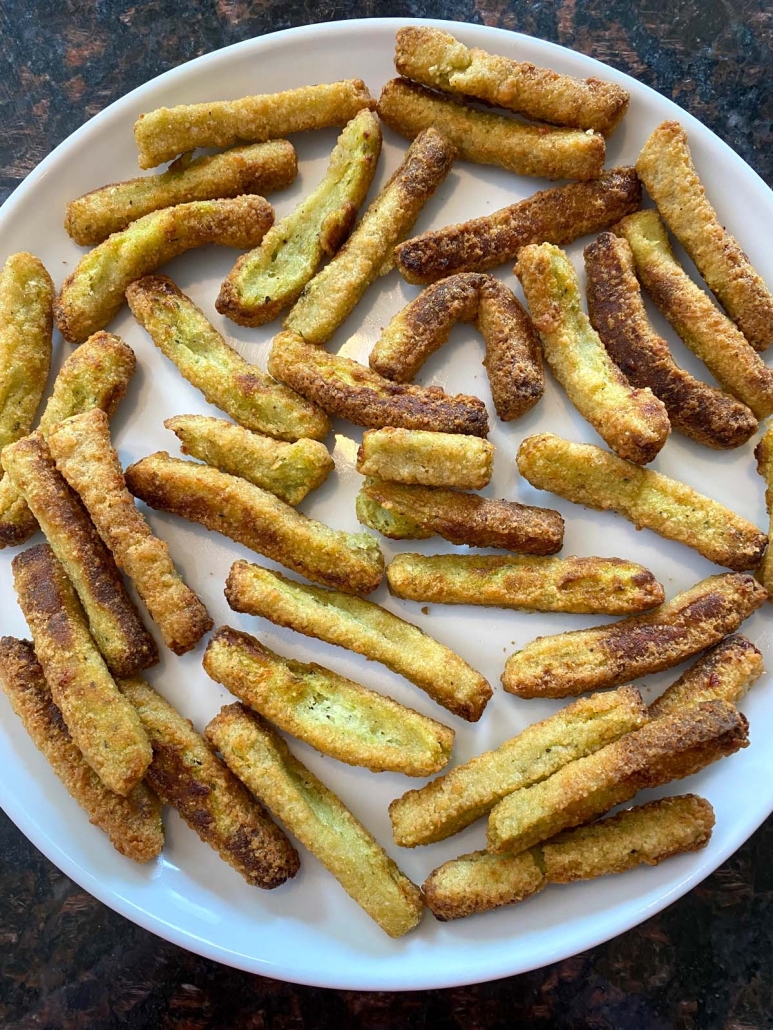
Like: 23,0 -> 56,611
224,561 -> 492,722
268,331 -> 489,437
516,243 -> 669,464
4,434 -> 158,676
377,78 -> 606,181
389,686 -> 646,848
125,452 -> 383,595
134,80 -> 376,169
120,676 -> 298,888
393,26 -> 629,136
0,637 -> 163,863
217,111 -> 382,327
54,196 -> 274,343
487,700 -> 746,853
205,703 -> 424,937
614,211 -> 773,419
65,142 -> 297,246
423,849 -> 544,921
649,635 -> 764,719
584,232 -> 757,450
164,414 -> 333,506
636,121 -> 773,351
127,276 -> 330,441
283,128 -> 456,344
386,553 -> 665,615
357,478 -> 564,554
516,433 -> 767,571
501,571 -> 766,699
369,273 -> 544,422
203,625 -> 454,776
356,429 -> 494,490
47,409 -> 212,656
394,167 -> 642,284
11,544 -> 152,795
755,424 -> 773,598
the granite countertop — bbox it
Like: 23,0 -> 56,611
1,2 -> 772,1027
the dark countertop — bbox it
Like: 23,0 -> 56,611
1,3 -> 772,1027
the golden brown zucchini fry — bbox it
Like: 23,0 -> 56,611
584,232 -> 757,450
283,127 -> 456,344
134,80 -> 375,169
55,196 -> 274,343
357,428 -> 493,490
224,561 -> 492,722
206,703 -> 424,937
203,625 -> 454,776
389,686 -> 647,848
65,141 -> 297,246
125,452 -> 383,596
394,167 -> 642,284
501,572 -> 766,699
649,635 -> 763,719
0,637 -> 162,863
755,423 -> 773,598
47,408 -> 212,656
423,848 -> 545,920
517,432 -> 767,571
268,331 -> 489,437
120,676 -> 298,888
127,276 -> 329,441
217,110 -> 382,327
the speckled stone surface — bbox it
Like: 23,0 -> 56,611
1,2 -> 772,1027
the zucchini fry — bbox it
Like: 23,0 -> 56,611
217,110 -> 382,327
517,432 -> 767,571
356,428 -> 493,490
203,626 -> 454,776
120,676 -> 298,888
423,849 -> 545,920
224,561 -> 492,722
127,276 -> 329,441
755,423 -> 773,597
206,703 -> 424,937
516,242 -> 670,464
501,572 -> 766,699
55,196 -> 274,343
125,452 -> 383,596
649,635 -> 763,719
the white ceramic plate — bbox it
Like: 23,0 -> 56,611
1,17 -> 772,991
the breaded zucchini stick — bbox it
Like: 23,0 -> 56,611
127,277 -> 329,442
0,637 -> 162,863
423,848 -> 545,920
125,452 -> 383,596
217,111 -> 382,327
584,232 -> 757,450
65,141 -> 297,246
356,428 -> 493,490
395,167 -> 642,284
165,414 -> 333,506
357,478 -> 564,554
47,409 -> 212,656
755,423 -> 773,597
206,703 -> 424,937
268,331 -> 489,437
120,676 -> 298,888
393,26 -> 629,136
369,273 -> 544,422
283,128 -> 456,344
636,121 -> 773,351
615,211 -> 773,419
389,686 -> 646,847
203,626 -> 454,776
224,561 -> 492,722
134,80 -> 375,169
649,635 -> 764,719
516,243 -> 670,464
517,433 -> 767,571
377,78 -> 606,181
4,434 -> 158,677
501,572 -> 766,699
487,700 -> 746,853
12,544 -> 152,795
55,196 -> 274,343
386,553 -> 664,615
